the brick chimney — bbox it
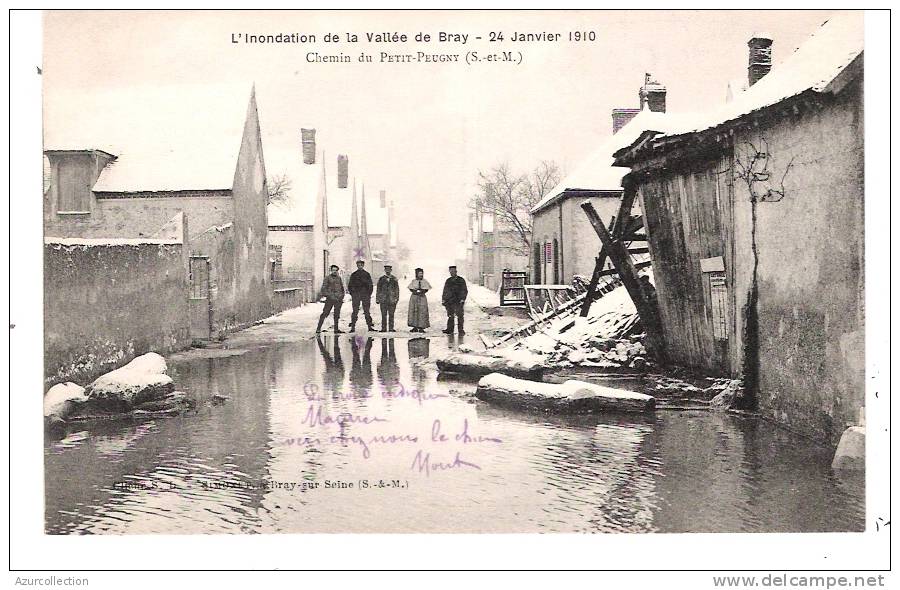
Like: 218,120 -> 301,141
301,128 -> 316,164
337,154 -> 349,188
611,108 -> 641,134
639,73 -> 666,113
748,33 -> 773,86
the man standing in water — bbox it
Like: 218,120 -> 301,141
441,265 -> 468,335
347,260 -> 375,331
375,264 -> 400,332
315,264 -> 345,334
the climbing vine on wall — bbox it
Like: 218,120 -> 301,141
733,137 -> 795,203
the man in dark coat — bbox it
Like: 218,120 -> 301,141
316,264 -> 345,333
375,264 -> 400,332
347,260 -> 375,331
441,265 -> 468,335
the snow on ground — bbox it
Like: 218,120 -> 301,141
467,284 -> 501,309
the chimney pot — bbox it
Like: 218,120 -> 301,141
337,154 -> 349,189
301,128 -> 316,164
639,73 -> 666,113
748,33 -> 773,87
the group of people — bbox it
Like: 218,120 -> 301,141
315,262 -> 468,335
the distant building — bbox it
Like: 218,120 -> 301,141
44,85 -> 272,342
613,14 -> 864,444
529,76 -> 668,285
266,133 -> 398,290
478,213 -> 529,291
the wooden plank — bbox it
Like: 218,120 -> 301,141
581,201 -> 668,364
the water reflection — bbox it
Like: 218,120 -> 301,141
349,337 -> 374,397
315,335 -> 344,397
377,339 -> 400,397
407,337 -> 430,359
44,335 -> 864,534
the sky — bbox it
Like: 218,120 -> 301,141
43,9 -> 837,262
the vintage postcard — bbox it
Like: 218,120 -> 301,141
31,8 -> 883,556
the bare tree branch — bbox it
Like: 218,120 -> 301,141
470,160 -> 561,257
267,173 -> 292,206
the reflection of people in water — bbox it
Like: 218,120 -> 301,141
407,337 -> 430,394
315,335 -> 345,397
349,337 -> 374,397
407,337 -> 430,359
377,338 -> 400,396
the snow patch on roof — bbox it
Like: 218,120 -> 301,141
44,83 -> 253,192
637,12 -> 863,143
364,197 -> 390,235
531,110 -> 679,214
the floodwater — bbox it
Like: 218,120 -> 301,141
45,335 -> 865,534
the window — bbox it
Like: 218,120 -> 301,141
55,157 -> 93,213
552,238 -> 560,284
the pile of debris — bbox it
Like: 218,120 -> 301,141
499,278 -> 650,371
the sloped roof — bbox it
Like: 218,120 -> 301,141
327,180 -> 356,228
265,149 -> 368,229
365,197 -> 390,235
531,110 -> 678,215
617,12 -> 863,156
44,83 -> 255,192
265,149 -> 321,226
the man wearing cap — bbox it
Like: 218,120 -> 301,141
347,260 -> 375,331
375,264 -> 400,332
316,264 -> 345,334
441,265 -> 468,335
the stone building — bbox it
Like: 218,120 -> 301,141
613,14 -> 864,444
44,86 -> 272,342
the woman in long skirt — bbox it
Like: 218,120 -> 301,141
407,268 -> 431,332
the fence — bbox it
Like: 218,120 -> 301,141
499,270 -> 528,307
272,269 -> 315,314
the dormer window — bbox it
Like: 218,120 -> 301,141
44,149 -> 116,215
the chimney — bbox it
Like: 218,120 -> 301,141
748,33 -> 773,86
379,190 -> 386,208
301,128 -> 316,164
337,154 -> 349,188
639,73 -> 666,113
611,108 -> 641,134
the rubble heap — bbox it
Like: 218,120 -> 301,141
501,275 -> 651,371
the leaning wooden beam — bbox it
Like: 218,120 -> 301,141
579,250 -> 609,317
580,179 -> 643,317
581,201 -> 669,364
